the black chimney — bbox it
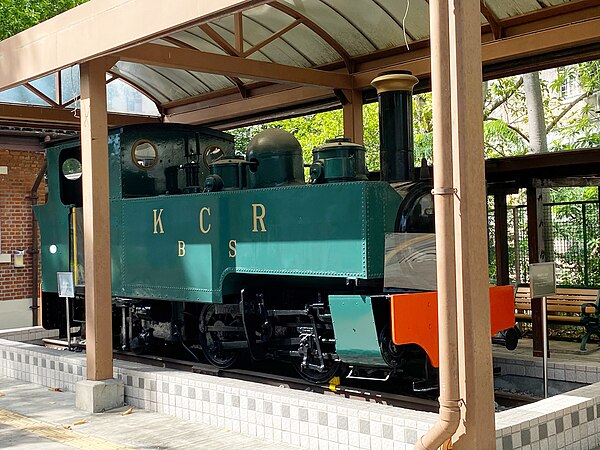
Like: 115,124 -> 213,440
371,71 -> 418,182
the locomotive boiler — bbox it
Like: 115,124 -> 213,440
35,72 -> 516,384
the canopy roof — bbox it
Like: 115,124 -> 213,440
0,0 -> 599,131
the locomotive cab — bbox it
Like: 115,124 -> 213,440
34,124 -> 234,331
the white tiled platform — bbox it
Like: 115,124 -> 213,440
0,376 -> 295,449
3,328 -> 600,449
0,331 -> 438,450
493,339 -> 600,450
494,339 -> 600,385
0,325 -> 58,342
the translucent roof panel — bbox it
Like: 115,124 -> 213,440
237,11 -> 314,66
374,0 -> 430,43
276,0 -> 376,56
61,66 -> 80,104
112,62 -> 182,103
485,0 -> 542,20
242,4 -> 341,66
317,0 -> 406,49
157,31 -> 228,55
107,79 -> 160,116
207,19 -> 274,63
276,23 -> 342,66
0,85 -> 50,106
0,63 -> 161,120
30,73 -> 57,103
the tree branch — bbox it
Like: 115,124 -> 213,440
484,77 -> 523,119
485,117 -> 530,143
545,90 -> 594,134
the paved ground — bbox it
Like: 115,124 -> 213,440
0,377 -> 298,450
494,336 -> 600,365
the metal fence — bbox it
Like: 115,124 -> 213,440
488,200 -> 600,288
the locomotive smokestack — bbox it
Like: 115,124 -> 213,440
371,71 -> 419,182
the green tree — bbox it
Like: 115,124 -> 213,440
0,0 -> 88,41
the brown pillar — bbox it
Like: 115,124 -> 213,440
494,193 -> 510,286
527,187 -> 546,357
80,58 -> 113,381
448,0 -> 495,447
342,89 -> 364,144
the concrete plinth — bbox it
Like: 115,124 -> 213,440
76,379 -> 124,413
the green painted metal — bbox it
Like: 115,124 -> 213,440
33,141 -> 75,293
34,125 -> 233,293
328,294 -> 387,367
209,159 -> 251,190
246,129 -> 305,189
35,125 -> 405,306
311,138 -> 367,183
117,181 -> 401,302
118,124 -> 234,197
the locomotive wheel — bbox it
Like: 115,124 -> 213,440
291,358 -> 344,384
198,304 -> 240,369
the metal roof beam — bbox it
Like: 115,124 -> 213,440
0,0 -> 269,91
0,103 -> 160,127
353,16 -> 600,88
117,43 -> 353,89
165,85 -> 335,125
480,1 -> 502,39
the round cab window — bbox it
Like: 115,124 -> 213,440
203,145 -> 225,168
132,141 -> 158,169
62,158 -> 82,180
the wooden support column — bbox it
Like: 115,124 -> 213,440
494,193 -> 510,286
527,186 -> 547,358
448,0 -> 495,446
80,58 -> 113,381
342,89 -> 363,144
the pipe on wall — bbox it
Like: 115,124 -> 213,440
415,0 -> 461,448
28,160 -> 46,327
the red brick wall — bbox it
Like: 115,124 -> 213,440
0,149 -> 45,302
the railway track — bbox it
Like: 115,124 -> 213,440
112,350 -> 440,412
41,338 -> 535,411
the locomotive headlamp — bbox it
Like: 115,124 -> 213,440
49,244 -> 57,254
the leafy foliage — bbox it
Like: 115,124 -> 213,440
0,0 -> 88,41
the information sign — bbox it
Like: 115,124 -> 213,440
57,272 -> 75,298
529,262 -> 556,299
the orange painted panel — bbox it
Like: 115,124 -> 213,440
489,285 -> 517,334
390,286 -> 515,368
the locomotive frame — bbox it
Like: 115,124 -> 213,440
34,73 -> 517,385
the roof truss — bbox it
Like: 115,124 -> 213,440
0,0 -> 599,130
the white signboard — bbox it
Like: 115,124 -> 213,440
57,272 -> 75,298
529,262 -> 556,299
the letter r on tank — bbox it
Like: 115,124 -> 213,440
252,204 -> 266,232
153,209 -> 164,234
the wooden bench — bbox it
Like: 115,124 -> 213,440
514,286 -> 600,351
